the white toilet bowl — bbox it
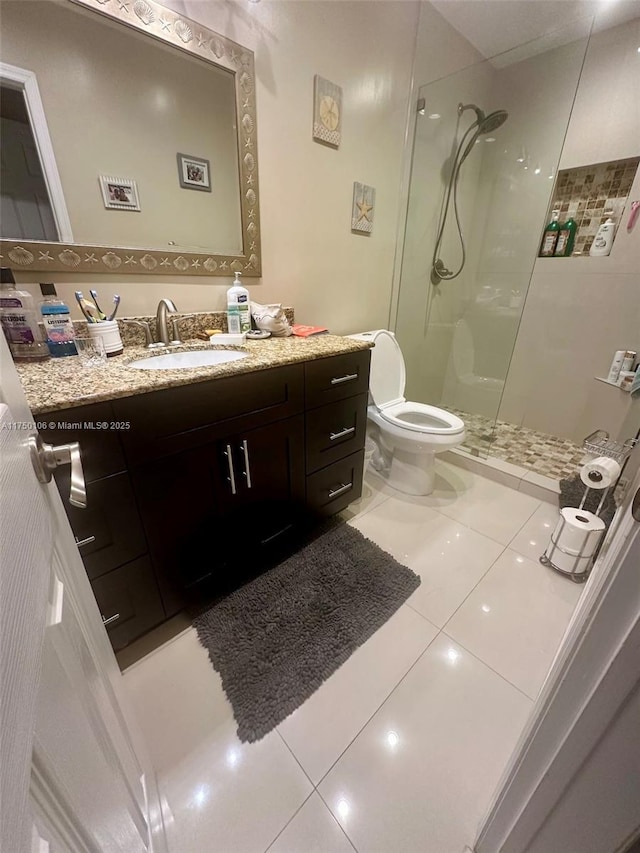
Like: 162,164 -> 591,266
350,330 -> 465,495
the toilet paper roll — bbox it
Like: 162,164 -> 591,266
580,456 -> 621,490
544,508 -> 606,575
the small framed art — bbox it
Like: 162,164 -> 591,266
177,153 -> 211,192
352,182 -> 375,234
99,176 -> 140,211
313,76 -> 342,148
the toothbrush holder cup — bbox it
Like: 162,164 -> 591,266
87,320 -> 123,357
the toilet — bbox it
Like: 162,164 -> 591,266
350,330 -> 465,496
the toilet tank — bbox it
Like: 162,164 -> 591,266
348,330 -> 405,408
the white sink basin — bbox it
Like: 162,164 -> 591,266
128,349 -> 248,370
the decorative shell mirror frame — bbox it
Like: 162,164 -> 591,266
0,0 -> 261,277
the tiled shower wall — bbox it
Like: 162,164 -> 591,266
550,157 -> 639,255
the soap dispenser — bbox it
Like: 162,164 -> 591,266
226,272 -> 251,334
589,218 -> 616,257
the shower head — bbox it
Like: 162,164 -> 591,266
478,109 -> 509,134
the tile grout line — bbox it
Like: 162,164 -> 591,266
261,787 -> 316,853
315,788 -> 360,853
441,630 -> 537,702
313,628 -> 443,790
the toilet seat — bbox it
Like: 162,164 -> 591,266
379,401 -> 465,435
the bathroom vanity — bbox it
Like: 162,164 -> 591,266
24,338 -> 371,650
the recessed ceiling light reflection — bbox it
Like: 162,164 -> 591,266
544,522 -> 551,528
446,647 -> 461,664
226,747 -> 240,768
337,798 -> 350,819
190,784 -> 210,809
534,167 -> 541,175
428,113 -> 441,119
386,730 -> 400,749
516,556 -> 524,563
481,604 -> 491,613
485,136 -> 496,143
529,539 -> 537,546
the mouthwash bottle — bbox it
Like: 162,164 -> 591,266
0,268 -> 50,362
40,283 -> 78,357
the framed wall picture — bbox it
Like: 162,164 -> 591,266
99,176 -> 140,211
313,75 -> 342,148
177,153 -> 211,192
352,182 -> 375,234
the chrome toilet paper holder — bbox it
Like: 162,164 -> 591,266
540,430 -> 637,583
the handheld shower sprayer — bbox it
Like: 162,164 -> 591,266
430,102 -> 508,284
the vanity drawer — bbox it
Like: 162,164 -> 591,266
114,363 -> 304,464
306,393 -> 367,473
305,350 -> 371,410
306,450 -> 364,516
40,402 -> 126,482
91,556 -> 165,651
59,471 -> 148,580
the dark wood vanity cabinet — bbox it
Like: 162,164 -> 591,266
39,349 -> 371,650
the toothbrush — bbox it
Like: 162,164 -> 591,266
89,289 -> 108,320
108,294 -> 121,321
75,291 -> 96,323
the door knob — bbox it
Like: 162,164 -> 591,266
28,434 -> 87,508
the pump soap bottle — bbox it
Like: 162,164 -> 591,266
40,283 -> 78,357
0,268 -> 50,361
589,218 -> 616,257
226,272 -> 251,334
555,217 -> 577,257
539,211 -> 561,257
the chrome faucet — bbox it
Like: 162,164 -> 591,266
156,298 -> 179,346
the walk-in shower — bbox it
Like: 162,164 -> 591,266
393,20 -> 623,482
431,102 -> 508,283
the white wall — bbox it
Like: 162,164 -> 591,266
8,0 -> 419,335
499,18 -> 640,443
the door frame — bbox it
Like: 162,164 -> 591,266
476,465 -> 640,852
0,61 -> 73,242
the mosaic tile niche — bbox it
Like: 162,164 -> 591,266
547,156 -> 639,256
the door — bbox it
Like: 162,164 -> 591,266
215,414 -> 306,548
0,335 -> 166,853
476,464 -> 640,853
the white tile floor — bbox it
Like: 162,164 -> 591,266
123,461 -> 583,853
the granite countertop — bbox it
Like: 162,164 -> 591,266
17,334 -> 373,415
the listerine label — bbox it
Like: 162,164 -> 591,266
0,313 -> 35,343
43,314 -> 75,343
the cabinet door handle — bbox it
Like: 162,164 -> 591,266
101,613 -> 120,627
330,373 -> 358,386
330,426 -> 355,442
328,482 -> 353,500
241,439 -> 252,489
224,444 -> 237,495
75,535 -> 96,548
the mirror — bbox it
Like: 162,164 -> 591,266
0,0 -> 261,276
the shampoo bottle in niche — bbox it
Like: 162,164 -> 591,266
226,271 -> 251,334
589,218 -> 616,257
554,217 -> 577,256
0,268 -> 50,362
539,210 -> 560,257
40,283 -> 77,357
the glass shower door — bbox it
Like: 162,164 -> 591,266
394,23 -> 590,458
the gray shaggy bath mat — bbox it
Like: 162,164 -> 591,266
193,521 -> 420,742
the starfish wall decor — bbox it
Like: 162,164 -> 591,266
351,182 -> 376,234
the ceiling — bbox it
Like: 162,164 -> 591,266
431,0 -> 640,63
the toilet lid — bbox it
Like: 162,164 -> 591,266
367,330 -> 405,407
